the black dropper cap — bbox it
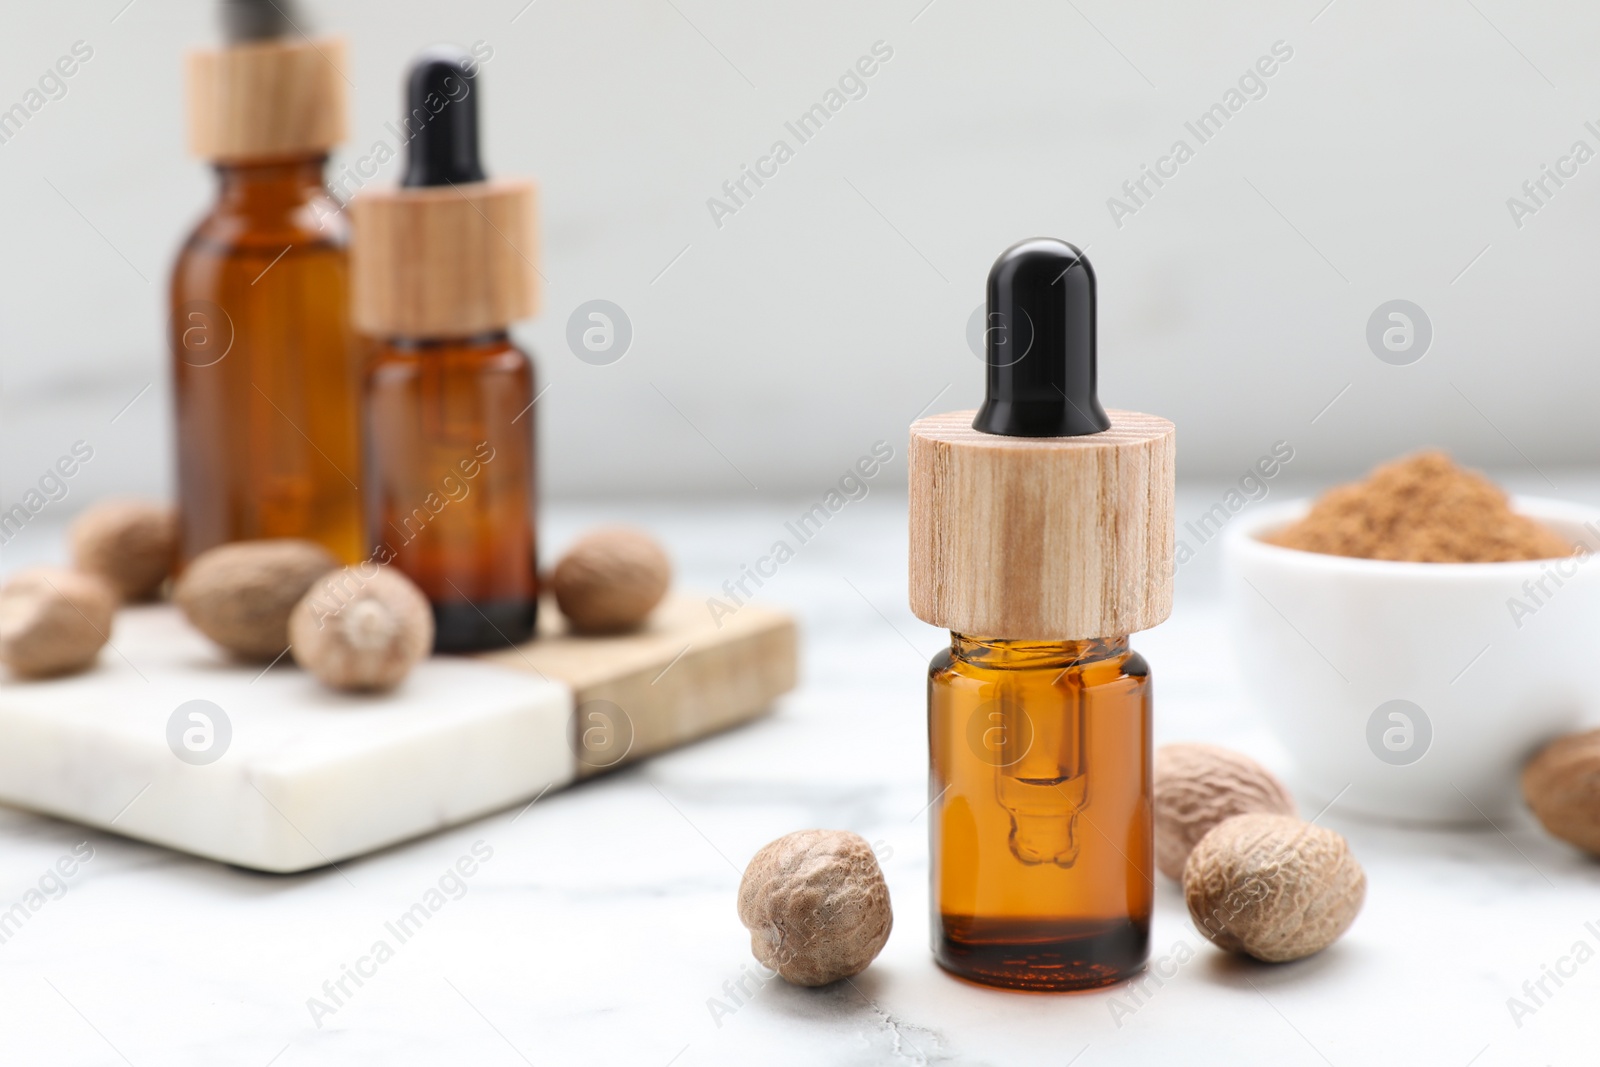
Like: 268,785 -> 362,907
401,47 -> 486,188
971,238 -> 1111,438
220,0 -> 300,43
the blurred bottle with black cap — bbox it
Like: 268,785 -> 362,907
353,46 -> 542,652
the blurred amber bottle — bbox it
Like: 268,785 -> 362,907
910,239 -> 1175,991
172,20 -> 364,565
353,48 -> 541,651
364,334 -> 538,651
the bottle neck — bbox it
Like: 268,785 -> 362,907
949,633 -> 1128,670
379,329 -> 514,353
213,155 -> 331,212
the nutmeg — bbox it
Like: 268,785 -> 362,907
550,527 -> 671,634
737,830 -> 892,987
68,499 -> 178,602
1154,742 -> 1295,880
0,567 -> 117,678
174,540 -> 338,660
1523,729 -> 1600,855
1183,813 -> 1365,963
289,566 -> 434,691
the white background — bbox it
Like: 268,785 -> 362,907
3,0 -> 1600,509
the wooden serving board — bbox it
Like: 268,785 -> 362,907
0,593 -> 795,872
496,594 -> 798,777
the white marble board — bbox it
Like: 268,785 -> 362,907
0,606 -> 576,872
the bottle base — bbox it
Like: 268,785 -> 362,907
432,599 -> 538,653
934,915 -> 1149,992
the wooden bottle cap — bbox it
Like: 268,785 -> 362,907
187,37 -> 348,162
350,180 -> 540,339
909,409 -> 1175,640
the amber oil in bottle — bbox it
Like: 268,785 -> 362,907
928,635 -> 1151,989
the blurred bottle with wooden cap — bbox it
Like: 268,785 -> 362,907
171,0 -> 364,565
352,46 -> 541,652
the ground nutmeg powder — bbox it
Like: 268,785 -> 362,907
1267,450 -> 1572,563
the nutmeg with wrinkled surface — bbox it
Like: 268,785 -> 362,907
175,539 -> 337,660
1183,813 -> 1364,963
290,566 -> 434,691
0,567 -> 117,678
1154,742 -> 1295,880
737,829 -> 892,986
1523,729 -> 1600,856
69,500 -> 178,602
550,527 -> 671,634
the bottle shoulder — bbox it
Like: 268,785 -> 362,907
365,336 -> 534,380
1122,650 -> 1149,678
177,193 -> 349,260
931,641 -> 1150,689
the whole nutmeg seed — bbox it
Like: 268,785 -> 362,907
1523,729 -> 1600,855
69,499 -> 178,602
174,540 -> 337,661
737,829 -> 892,987
1154,742 -> 1295,880
551,527 -> 671,634
0,567 -> 117,678
289,566 -> 434,692
1183,813 -> 1365,963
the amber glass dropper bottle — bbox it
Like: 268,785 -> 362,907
352,48 -> 541,652
909,239 -> 1175,991
171,0 -> 365,565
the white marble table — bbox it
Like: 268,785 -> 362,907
2,490 -> 1598,1066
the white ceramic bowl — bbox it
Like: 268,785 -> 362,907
1224,496 -> 1600,823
